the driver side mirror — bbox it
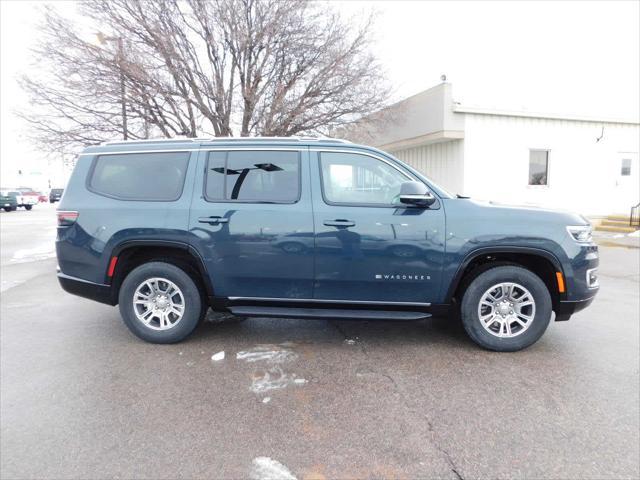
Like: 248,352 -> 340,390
399,181 -> 436,207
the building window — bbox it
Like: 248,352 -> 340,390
529,150 -> 549,186
621,158 -> 631,176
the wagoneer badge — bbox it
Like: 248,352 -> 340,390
375,274 -> 430,281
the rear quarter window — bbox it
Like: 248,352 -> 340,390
88,152 -> 190,201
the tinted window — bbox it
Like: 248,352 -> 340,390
89,152 -> 190,201
528,150 -> 549,186
205,151 -> 300,202
319,152 -> 408,205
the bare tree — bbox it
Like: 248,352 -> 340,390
19,0 -> 389,154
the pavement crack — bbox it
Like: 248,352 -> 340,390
330,319 -> 463,478
378,369 -> 465,480
329,319 -> 350,341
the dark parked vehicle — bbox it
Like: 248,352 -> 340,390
1,191 -> 18,211
56,138 -> 599,351
49,188 -> 64,203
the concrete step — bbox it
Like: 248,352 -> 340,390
595,225 -> 638,233
605,215 -> 633,222
601,219 -> 635,227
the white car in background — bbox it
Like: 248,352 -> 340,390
1,189 -> 38,210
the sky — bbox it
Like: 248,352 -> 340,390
1,0 -> 639,189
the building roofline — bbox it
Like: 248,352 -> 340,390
453,104 -> 640,125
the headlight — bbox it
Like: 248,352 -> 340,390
567,225 -> 593,243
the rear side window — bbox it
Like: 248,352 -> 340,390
205,150 -> 300,203
89,152 -> 190,201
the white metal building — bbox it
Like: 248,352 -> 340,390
342,83 -> 640,217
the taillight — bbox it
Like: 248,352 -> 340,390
57,211 -> 78,226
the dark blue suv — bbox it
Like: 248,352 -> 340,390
56,137 -> 599,351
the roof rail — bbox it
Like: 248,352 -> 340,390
101,137 -> 202,146
101,135 -> 351,146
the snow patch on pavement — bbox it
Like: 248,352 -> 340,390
236,344 -> 298,363
11,244 -> 56,264
250,457 -> 297,480
211,351 -> 225,361
250,367 -> 308,393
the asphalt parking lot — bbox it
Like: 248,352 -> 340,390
1,204 -> 639,480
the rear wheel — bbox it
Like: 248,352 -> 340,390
24,205 -> 32,210
118,262 -> 204,343
460,265 -> 552,352
3,207 -> 11,212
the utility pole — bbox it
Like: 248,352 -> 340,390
97,32 -> 128,140
116,37 -> 128,140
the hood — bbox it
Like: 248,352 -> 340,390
453,198 -> 590,226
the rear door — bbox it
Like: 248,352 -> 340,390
189,147 -> 315,299
310,148 -> 446,304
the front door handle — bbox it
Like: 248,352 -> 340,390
323,219 -> 356,227
198,216 -> 229,225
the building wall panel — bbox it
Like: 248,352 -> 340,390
462,114 -> 640,216
388,140 -> 465,195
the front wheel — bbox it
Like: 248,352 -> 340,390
118,262 -> 204,343
24,205 -> 32,210
3,207 -> 11,212
460,265 -> 552,352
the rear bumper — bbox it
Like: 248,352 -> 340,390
57,271 -> 115,305
555,295 -> 596,321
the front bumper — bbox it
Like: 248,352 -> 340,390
555,295 -> 597,321
57,271 -> 115,305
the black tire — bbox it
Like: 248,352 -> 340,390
3,207 -> 10,212
460,265 -> 552,352
118,261 -> 204,343
24,205 -> 32,210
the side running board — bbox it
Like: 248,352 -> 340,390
228,306 -> 431,321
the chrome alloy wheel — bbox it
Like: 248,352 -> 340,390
478,282 -> 536,338
132,277 -> 185,331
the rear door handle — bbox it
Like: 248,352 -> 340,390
323,219 -> 356,227
198,216 -> 229,224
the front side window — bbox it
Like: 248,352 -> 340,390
89,152 -> 190,201
319,152 -> 409,205
205,150 -> 300,202
621,158 -> 631,176
529,150 -> 549,186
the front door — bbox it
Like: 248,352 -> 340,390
189,148 -> 314,299
311,149 -> 446,304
